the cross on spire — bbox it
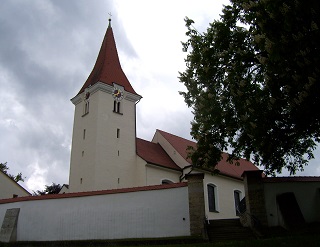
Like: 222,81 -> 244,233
108,12 -> 112,27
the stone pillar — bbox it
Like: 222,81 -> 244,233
0,208 -> 20,243
186,173 -> 206,238
242,170 -> 268,228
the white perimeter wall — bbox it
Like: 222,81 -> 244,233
0,186 -> 190,241
264,181 -> 320,227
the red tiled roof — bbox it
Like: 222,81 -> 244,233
215,153 -> 259,179
136,138 -> 181,171
0,182 -> 187,205
156,130 -> 196,163
157,129 -> 259,179
77,24 -> 138,96
263,176 -> 320,183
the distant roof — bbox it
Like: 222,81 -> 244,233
156,129 -> 259,180
136,138 -> 181,171
263,176 -> 320,183
0,170 -> 31,196
77,22 -> 138,96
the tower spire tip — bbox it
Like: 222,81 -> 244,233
108,12 -> 112,27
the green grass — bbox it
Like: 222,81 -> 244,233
1,234 -> 320,247
153,235 -> 320,247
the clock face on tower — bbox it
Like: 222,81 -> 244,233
112,87 -> 124,101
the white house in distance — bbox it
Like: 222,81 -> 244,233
66,19 -> 259,220
0,170 -> 31,200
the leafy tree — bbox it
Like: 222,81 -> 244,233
179,0 -> 320,175
34,182 -> 62,195
0,162 -> 25,182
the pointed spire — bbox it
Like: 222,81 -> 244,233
77,19 -> 138,96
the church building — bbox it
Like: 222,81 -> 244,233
66,19 -> 259,220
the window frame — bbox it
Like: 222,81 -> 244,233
113,100 -> 123,115
207,183 -> 219,213
84,101 -> 89,115
161,179 -> 174,185
234,190 -> 242,216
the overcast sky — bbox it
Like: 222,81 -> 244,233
1,0 -> 319,193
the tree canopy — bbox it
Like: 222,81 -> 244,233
0,162 -> 25,182
33,182 -> 62,195
179,0 -> 320,175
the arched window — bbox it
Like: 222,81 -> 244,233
161,179 -> 173,185
234,190 -> 242,216
113,100 -> 117,112
84,101 -> 89,115
113,101 -> 121,113
117,102 -> 121,113
207,184 -> 218,212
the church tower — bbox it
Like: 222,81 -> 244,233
68,19 -> 142,193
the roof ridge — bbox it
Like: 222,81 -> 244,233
136,137 -> 150,142
156,129 -> 195,143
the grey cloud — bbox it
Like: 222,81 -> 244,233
0,0 -> 136,190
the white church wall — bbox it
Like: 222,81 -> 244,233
0,185 -> 190,242
69,91 -> 99,192
134,156 -> 148,187
145,164 -> 181,185
94,90 -> 137,190
203,173 -> 244,220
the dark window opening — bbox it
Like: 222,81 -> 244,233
208,184 -> 218,212
117,128 -> 120,138
234,190 -> 241,216
117,102 -> 121,113
113,100 -> 117,112
84,101 -> 89,115
162,179 -> 174,185
113,101 -> 122,114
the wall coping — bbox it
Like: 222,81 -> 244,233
0,182 -> 188,205
263,176 -> 320,183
